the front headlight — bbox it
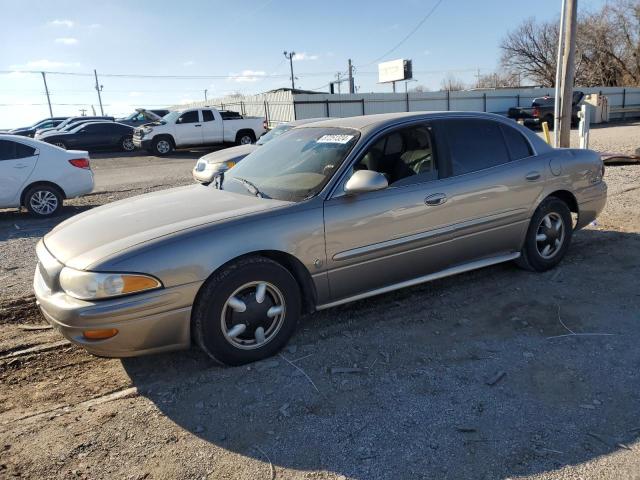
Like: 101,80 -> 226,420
59,267 -> 162,300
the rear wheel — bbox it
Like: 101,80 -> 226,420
192,257 -> 300,365
541,114 -> 554,130
152,137 -> 173,156
236,131 -> 255,146
516,197 -> 572,272
24,185 -> 63,217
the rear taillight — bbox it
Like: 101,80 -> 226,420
263,120 -> 268,130
69,158 -> 90,169
532,106 -> 540,118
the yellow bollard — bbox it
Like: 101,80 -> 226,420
541,121 -> 551,145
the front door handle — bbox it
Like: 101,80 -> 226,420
525,171 -> 541,181
194,124 -> 202,127
425,193 -> 447,206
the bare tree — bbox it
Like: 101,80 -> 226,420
500,18 -> 558,86
411,84 -> 430,93
440,74 -> 466,91
500,2 -> 640,88
476,71 -> 522,88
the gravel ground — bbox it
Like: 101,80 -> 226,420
1,122 -> 639,480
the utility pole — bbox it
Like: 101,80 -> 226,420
283,51 -> 296,90
93,69 -> 104,115
204,89 -> 208,102
558,0 -> 578,148
553,0 -> 568,146
40,71 -> 53,117
348,59 -> 354,94
475,67 -> 481,88
335,72 -> 343,94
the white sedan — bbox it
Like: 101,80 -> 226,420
0,134 -> 94,217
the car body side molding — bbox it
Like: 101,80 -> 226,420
316,251 -> 520,310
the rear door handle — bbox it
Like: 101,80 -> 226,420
194,124 -> 202,127
425,193 -> 447,206
525,171 -> 541,181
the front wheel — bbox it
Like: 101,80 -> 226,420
24,185 -> 63,217
516,197 -> 572,272
121,136 -> 135,152
192,257 -> 301,365
152,137 -> 173,156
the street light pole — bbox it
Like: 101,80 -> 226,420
558,0 -> 578,148
93,69 -> 104,116
283,51 -> 296,90
553,0 -> 567,147
40,71 -> 53,117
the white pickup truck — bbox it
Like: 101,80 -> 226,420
132,107 -> 265,156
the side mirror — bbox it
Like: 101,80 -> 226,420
344,170 -> 388,194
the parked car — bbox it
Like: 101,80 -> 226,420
117,108 -> 170,127
192,118 -> 327,183
508,91 -> 584,128
42,121 -> 135,151
8,117 -> 69,137
35,116 -> 115,138
37,118 -> 116,141
0,135 -> 93,217
133,107 -> 265,156
33,112 -> 606,365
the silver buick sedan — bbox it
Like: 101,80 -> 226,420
34,112 -> 607,365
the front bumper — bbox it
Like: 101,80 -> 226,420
132,136 -> 152,150
33,243 -> 200,357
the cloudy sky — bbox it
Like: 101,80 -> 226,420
0,0 -> 608,128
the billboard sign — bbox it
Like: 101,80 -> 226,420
378,59 -> 413,83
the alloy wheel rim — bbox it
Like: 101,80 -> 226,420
535,212 -> 565,259
157,140 -> 171,154
240,135 -> 253,145
55,142 -> 65,149
123,137 -> 135,151
220,281 -> 286,350
30,190 -> 58,215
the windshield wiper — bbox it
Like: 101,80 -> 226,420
231,177 -> 267,198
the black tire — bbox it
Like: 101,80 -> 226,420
152,136 -> 173,156
516,196 -> 572,272
121,136 -> 135,152
541,114 -> 554,130
24,185 -> 63,217
235,131 -> 256,146
192,256 -> 301,366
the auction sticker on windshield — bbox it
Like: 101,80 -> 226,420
316,134 -> 355,144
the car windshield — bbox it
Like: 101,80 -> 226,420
222,127 -> 359,202
160,111 -> 181,124
256,123 -> 293,145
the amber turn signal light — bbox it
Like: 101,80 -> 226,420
82,328 -> 118,340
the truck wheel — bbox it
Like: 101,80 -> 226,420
236,131 -> 255,146
541,114 -> 554,130
152,137 -> 173,156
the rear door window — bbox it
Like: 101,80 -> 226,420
501,125 -> 533,160
15,143 -> 36,158
440,119 -> 510,176
202,110 -> 215,122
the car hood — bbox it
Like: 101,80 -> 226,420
44,184 -> 292,270
199,144 -> 258,164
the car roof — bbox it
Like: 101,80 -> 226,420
295,111 -> 521,132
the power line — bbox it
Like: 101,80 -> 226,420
360,0 -> 445,67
